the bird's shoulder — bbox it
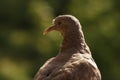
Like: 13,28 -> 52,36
33,57 -> 56,80
34,53 -> 101,80
49,54 -> 101,80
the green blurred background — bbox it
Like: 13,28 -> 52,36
0,0 -> 120,80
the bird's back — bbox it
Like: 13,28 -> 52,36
34,53 -> 101,80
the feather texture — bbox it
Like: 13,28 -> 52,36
34,15 -> 101,80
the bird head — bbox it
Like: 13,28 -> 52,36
43,15 -> 81,36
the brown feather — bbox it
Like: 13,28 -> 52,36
34,15 -> 101,80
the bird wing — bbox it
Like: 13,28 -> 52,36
34,57 -> 101,80
46,59 -> 101,80
33,57 -> 55,80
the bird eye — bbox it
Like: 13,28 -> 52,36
58,22 -> 61,25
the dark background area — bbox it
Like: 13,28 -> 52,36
0,0 -> 120,80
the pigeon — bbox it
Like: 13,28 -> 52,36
34,15 -> 101,80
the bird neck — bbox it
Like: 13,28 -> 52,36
60,28 -> 91,54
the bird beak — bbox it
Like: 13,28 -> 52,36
43,25 -> 56,35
